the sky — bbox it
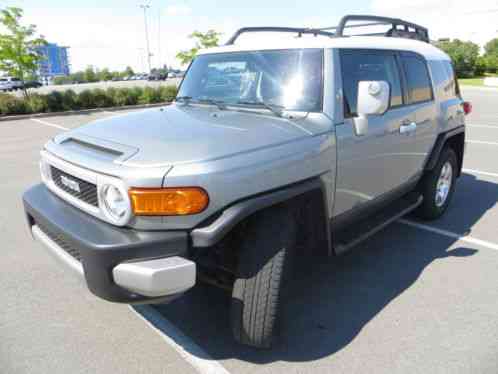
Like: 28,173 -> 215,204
1,0 -> 497,73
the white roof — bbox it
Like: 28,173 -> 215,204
198,36 -> 450,61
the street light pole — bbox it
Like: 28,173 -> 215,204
158,9 -> 162,69
140,4 -> 152,73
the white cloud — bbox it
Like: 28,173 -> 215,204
371,0 -> 498,48
164,5 -> 192,17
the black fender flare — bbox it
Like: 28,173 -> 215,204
191,178 -> 328,249
424,125 -> 465,174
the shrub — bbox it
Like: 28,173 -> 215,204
139,86 -> 162,104
159,85 -> 178,102
28,93 -> 49,113
45,91 -> 66,112
112,88 -> 133,106
77,89 -> 95,109
113,87 -> 142,106
0,84 -> 178,116
62,89 -> 79,110
0,93 -> 30,115
90,88 -> 114,108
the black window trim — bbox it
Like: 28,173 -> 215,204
398,51 -> 435,106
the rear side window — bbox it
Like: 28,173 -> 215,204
340,51 -> 403,117
442,61 -> 460,98
401,55 -> 433,104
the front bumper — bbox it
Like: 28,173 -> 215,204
23,184 -> 195,304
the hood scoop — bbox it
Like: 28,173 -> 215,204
52,132 -> 139,164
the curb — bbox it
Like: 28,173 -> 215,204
0,102 -> 172,122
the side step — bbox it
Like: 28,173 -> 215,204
334,194 -> 423,255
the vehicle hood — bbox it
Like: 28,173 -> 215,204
59,104 -> 314,167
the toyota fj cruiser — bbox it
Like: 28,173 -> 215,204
23,15 -> 469,348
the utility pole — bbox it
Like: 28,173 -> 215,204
158,9 -> 162,69
140,4 -> 152,73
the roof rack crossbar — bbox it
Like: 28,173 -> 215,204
225,27 -> 334,45
225,15 -> 430,46
333,15 -> 430,43
320,21 -> 390,31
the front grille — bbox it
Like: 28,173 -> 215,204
50,166 -> 98,207
36,221 -> 82,262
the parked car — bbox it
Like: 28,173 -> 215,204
148,72 -> 169,81
23,15 -> 470,349
23,81 -> 43,89
0,77 -> 23,91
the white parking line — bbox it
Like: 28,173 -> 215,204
30,118 -> 68,130
466,140 -> 498,146
467,124 -> 498,129
398,219 -> 498,252
130,305 -> 231,374
463,168 -> 498,178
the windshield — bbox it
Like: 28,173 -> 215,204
178,49 -> 323,112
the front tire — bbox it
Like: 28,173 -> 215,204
416,147 -> 458,220
230,205 -> 296,349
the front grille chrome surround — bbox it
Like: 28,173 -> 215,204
40,150 -> 132,227
51,166 -> 99,207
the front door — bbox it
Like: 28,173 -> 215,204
334,49 -> 420,217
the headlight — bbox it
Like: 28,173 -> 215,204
39,159 -> 51,183
100,184 -> 131,224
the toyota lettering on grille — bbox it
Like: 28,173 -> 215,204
60,175 -> 81,193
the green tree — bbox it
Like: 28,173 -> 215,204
124,66 -> 134,77
0,7 -> 47,98
176,30 -> 221,65
83,65 -> 98,82
483,38 -> 498,73
436,39 -> 480,78
98,68 -> 112,81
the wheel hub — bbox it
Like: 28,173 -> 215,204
435,161 -> 453,207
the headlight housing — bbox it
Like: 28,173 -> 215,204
99,183 -> 132,225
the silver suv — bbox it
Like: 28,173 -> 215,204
23,15 -> 469,348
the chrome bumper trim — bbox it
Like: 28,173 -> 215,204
113,257 -> 196,298
31,225 -> 84,278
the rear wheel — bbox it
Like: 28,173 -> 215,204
230,205 -> 296,349
416,147 -> 457,220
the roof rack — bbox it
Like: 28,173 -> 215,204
331,15 -> 430,43
225,14 -> 430,45
225,27 -> 335,45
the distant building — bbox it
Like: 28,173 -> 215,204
36,43 -> 70,83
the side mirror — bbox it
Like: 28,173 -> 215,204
353,81 -> 390,136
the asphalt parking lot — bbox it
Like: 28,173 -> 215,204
1,86 -> 497,374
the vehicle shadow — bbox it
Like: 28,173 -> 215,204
414,172 -> 498,236
135,173 -> 496,364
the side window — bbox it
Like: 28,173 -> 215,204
340,51 -> 403,117
401,55 -> 433,103
442,61 -> 460,98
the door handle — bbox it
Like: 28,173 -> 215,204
400,122 -> 417,134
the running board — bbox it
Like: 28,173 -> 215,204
334,194 -> 423,255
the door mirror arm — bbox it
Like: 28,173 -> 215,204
353,114 -> 369,137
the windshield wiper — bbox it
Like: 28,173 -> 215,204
197,98 -> 227,111
236,100 -> 284,117
176,96 -> 226,111
175,95 -> 192,104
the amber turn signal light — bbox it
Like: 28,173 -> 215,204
129,187 -> 209,216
